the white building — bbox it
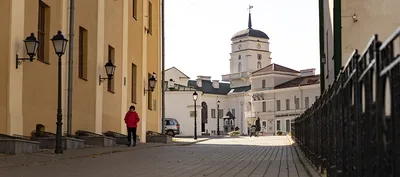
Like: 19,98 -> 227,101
165,11 -> 320,136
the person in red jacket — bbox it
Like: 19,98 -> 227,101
124,105 -> 140,147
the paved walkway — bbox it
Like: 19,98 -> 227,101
0,136 -> 318,177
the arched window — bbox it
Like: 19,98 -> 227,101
262,80 -> 266,88
257,61 -> 262,69
238,62 -> 242,72
230,119 -> 234,125
238,55 -> 241,60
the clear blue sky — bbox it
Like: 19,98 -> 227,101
165,0 -> 320,80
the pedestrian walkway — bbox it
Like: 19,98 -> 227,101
0,136 -> 320,177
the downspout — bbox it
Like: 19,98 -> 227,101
333,0 -> 342,76
319,0 -> 325,93
161,0 -> 166,134
67,0 -> 75,136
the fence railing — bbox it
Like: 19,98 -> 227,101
293,27 -> 399,177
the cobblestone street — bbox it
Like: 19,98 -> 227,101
0,136 -> 316,177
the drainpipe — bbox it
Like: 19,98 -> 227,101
319,0 -> 325,93
333,0 -> 342,76
67,0 -> 75,136
161,0 -> 166,134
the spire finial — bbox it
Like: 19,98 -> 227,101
247,5 -> 253,29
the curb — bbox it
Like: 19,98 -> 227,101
170,138 -> 211,146
0,144 -> 166,169
287,136 -> 322,177
0,138 -> 212,169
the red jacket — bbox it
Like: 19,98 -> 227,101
124,111 -> 140,128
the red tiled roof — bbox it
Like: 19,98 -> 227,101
274,75 -> 320,89
252,63 -> 300,75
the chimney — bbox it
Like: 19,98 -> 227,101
167,79 -> 175,89
196,78 -> 202,87
212,80 -> 219,89
300,68 -> 316,77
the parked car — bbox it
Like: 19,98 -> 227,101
164,118 -> 180,137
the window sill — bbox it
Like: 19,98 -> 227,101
79,77 -> 88,81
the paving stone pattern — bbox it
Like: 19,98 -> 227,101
0,136 -> 311,177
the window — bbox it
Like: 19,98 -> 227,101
257,54 -> 262,60
238,62 -> 242,72
286,99 -> 290,110
148,1 -> 153,34
286,120 -> 290,132
131,64 -> 137,103
166,120 -> 175,125
262,102 -> 266,112
107,45 -> 115,93
262,80 -> 266,88
78,27 -> 88,80
238,55 -> 241,60
257,61 -> 262,69
295,97 -> 300,109
276,100 -> 281,111
211,109 -> 216,118
132,0 -> 137,19
231,109 -> 235,116
148,73 -> 153,110
218,109 -> 223,119
38,0 -> 50,63
305,97 -> 309,108
277,120 -> 281,131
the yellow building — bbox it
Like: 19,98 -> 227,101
0,0 -> 162,142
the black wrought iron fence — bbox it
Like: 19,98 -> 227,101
293,27 -> 399,177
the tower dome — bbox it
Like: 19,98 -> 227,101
231,13 -> 269,40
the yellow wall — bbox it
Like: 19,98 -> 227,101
0,0 -> 11,134
0,0 -> 161,142
341,0 -> 400,61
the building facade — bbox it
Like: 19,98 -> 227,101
0,0 -> 162,142
320,0 -> 400,91
165,12 -> 320,136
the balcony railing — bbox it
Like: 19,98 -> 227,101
221,71 -> 249,81
293,28 -> 400,177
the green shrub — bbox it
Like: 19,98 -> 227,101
276,131 -> 282,136
229,131 -> 240,136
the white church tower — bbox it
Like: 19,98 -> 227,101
222,6 -> 272,88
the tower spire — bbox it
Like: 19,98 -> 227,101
247,5 -> 253,29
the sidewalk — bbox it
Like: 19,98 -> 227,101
0,138 -> 211,169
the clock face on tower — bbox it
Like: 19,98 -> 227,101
238,44 -> 242,50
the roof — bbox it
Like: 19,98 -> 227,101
252,63 -> 300,75
274,75 -> 320,89
187,80 -> 231,95
231,86 -> 251,93
165,67 -> 190,79
223,111 -> 235,119
231,13 -> 269,40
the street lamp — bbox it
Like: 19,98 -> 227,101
217,100 -> 220,135
99,59 -> 116,85
16,33 -> 40,69
144,72 -> 157,95
51,31 -> 68,154
193,91 -> 198,140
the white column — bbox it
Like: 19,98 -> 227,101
120,0 -> 129,134
8,0 -> 25,135
140,0 -> 149,142
95,0 -> 105,134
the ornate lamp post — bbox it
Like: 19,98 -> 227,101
217,100 -> 220,135
192,91 -> 198,140
51,31 -> 68,154
99,59 -> 116,85
144,72 -> 157,94
16,33 -> 40,69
